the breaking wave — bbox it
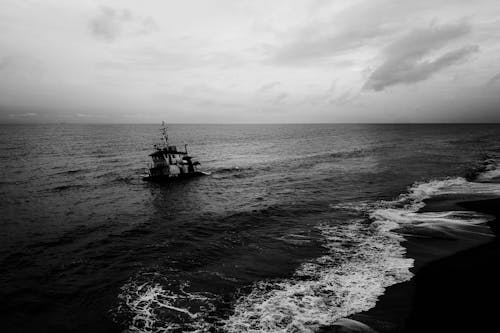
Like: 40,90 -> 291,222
465,154 -> 499,181
369,176 -> 499,240
223,220 -> 413,332
223,167 -> 500,332
476,167 -> 500,182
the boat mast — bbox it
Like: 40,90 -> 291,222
161,121 -> 169,148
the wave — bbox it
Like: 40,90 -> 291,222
465,153 -> 498,181
209,147 -> 376,178
223,163 -> 500,332
371,209 -> 492,239
475,161 -> 500,182
299,146 -> 386,162
214,167 -> 248,174
368,175 -> 499,240
113,175 -> 142,185
90,168 -> 146,186
223,220 -> 412,332
210,166 -> 257,179
477,169 -> 500,182
56,168 -> 87,175
324,147 -> 373,159
114,272 -> 219,333
51,184 -> 87,192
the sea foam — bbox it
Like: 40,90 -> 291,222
224,173 -> 500,332
223,220 -> 413,332
115,273 -> 218,333
370,176 -> 499,240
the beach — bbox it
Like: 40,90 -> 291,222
347,197 -> 500,333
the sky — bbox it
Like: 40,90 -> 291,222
1,0 -> 499,123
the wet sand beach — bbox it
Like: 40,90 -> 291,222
349,197 -> 500,333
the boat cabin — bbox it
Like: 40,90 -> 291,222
144,123 -> 200,180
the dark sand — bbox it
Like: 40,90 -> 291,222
348,198 -> 500,333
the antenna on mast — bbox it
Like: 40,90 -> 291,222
161,121 -> 169,147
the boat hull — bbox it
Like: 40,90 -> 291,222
142,171 -> 205,182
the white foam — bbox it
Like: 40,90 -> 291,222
369,176 -> 499,240
372,209 -> 488,226
476,167 -> 500,182
223,221 -> 413,332
116,276 -> 217,332
371,209 -> 493,239
402,177 -> 500,201
224,172 -> 500,332
398,177 -> 467,206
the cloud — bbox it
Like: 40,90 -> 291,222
486,72 -> 500,86
272,16 -> 393,64
89,6 -> 157,42
364,22 -> 479,91
1,0 -> 500,123
269,0 -> 436,64
273,24 -> 389,64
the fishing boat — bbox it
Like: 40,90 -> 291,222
142,122 -> 203,181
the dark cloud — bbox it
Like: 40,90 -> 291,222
89,6 -> 157,42
365,22 -> 479,91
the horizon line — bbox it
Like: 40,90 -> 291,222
1,122 -> 500,125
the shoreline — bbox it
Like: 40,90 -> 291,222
343,197 -> 500,333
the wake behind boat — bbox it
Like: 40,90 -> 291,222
142,122 -> 203,181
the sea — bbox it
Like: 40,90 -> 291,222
1,124 -> 500,333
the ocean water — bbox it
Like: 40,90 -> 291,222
1,124 -> 500,332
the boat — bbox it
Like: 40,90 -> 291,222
142,122 -> 203,181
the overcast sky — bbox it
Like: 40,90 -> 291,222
1,0 -> 499,123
